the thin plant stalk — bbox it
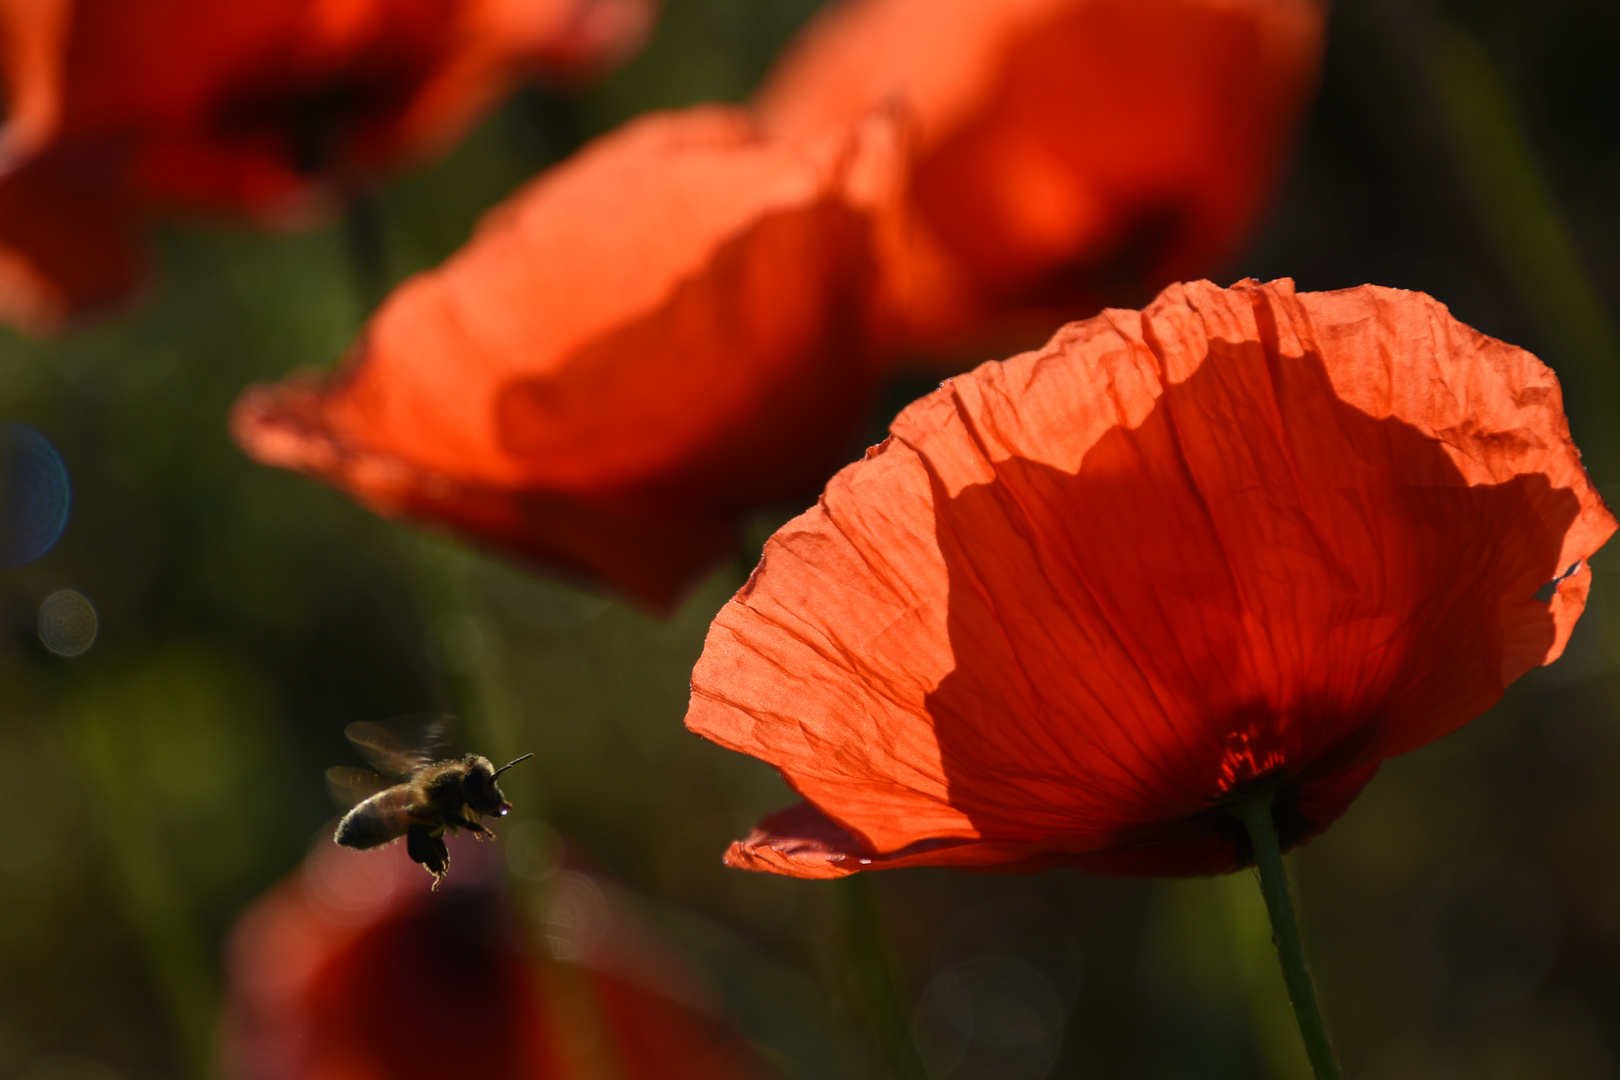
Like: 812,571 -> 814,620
837,875 -> 930,1080
1422,18 -> 1620,482
1231,793 -> 1342,1080
70,701 -> 218,1080
343,188 -> 389,321
410,535 -> 532,809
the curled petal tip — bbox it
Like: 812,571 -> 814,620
722,802 -> 864,879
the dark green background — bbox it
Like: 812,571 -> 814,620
1,0 -> 1618,1077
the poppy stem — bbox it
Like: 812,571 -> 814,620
1421,17 -> 1620,481
837,875 -> 930,1080
343,187 -> 388,319
67,701 -> 218,1080
1231,793 -> 1342,1080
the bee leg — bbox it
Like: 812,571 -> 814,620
406,824 -> 451,885
405,823 -> 436,865
446,814 -> 494,840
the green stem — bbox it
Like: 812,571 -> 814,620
411,537 -> 530,789
1421,18 -> 1620,482
1231,794 -> 1342,1080
836,875 -> 929,1080
343,188 -> 388,321
71,702 -> 218,1080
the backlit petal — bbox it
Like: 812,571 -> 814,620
233,105 -> 903,609
758,0 -> 1325,359
688,279 -> 1615,877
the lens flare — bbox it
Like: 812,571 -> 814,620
37,589 -> 97,657
0,424 -> 70,567
911,956 -> 1066,1080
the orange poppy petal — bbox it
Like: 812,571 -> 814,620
757,0 -> 1325,357
480,0 -> 658,85
0,0 -> 138,335
0,0 -> 656,328
0,0 -> 69,167
688,278 -> 1616,878
232,104 -> 903,610
106,0 -> 652,218
0,144 -> 142,334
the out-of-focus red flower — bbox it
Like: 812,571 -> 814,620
0,0 -> 655,332
232,104 -> 903,611
686,279 -> 1616,879
224,836 -> 766,1080
756,0 -> 1326,361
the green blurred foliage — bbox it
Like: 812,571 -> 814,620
0,0 -> 1618,1078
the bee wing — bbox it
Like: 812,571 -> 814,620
343,714 -> 458,776
325,766 -> 391,809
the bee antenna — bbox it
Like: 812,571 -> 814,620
493,753 -> 534,777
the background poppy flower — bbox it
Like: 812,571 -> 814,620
756,0 -> 1326,362
223,836 -> 766,1080
5,1 -> 1618,1071
0,0 -> 655,332
687,278 -> 1616,880
231,104 -> 903,611
0,0 -> 67,168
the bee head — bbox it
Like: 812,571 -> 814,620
461,757 -> 510,816
462,752 -> 533,817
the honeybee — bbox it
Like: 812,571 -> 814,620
327,716 -> 533,888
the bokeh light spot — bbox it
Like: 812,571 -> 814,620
542,869 -> 609,962
912,956 -> 1066,1080
0,423 -> 70,567
302,832 -> 409,925
38,589 -> 97,657
504,819 -> 561,881
932,900 -> 1084,1009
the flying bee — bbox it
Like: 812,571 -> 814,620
327,716 -> 533,888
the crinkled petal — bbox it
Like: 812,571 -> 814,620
689,278 -> 1616,877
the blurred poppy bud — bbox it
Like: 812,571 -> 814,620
224,834 -> 766,1080
0,0 -> 657,332
758,0 -> 1326,363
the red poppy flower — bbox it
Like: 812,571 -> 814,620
686,278 -> 1616,879
231,104 -> 903,610
0,0 -> 655,332
756,0 -> 1326,360
224,836 -> 766,1080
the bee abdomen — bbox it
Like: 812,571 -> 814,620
334,790 -> 412,849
